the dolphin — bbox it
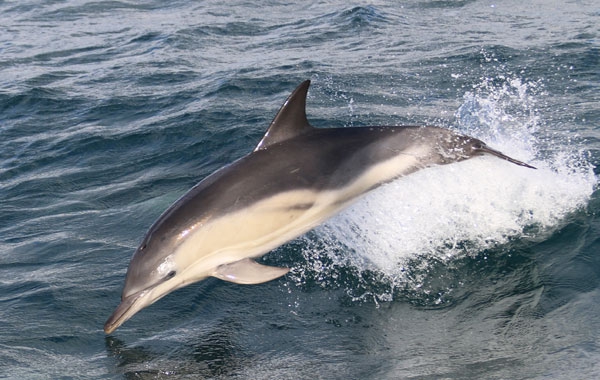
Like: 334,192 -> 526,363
104,80 -> 534,334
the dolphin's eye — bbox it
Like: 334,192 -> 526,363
166,271 -> 176,279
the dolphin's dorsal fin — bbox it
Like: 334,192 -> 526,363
254,80 -> 314,151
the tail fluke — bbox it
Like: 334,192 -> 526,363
476,144 -> 536,169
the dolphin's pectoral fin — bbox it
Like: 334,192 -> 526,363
212,258 -> 290,285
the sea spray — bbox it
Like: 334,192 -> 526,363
289,76 -> 597,304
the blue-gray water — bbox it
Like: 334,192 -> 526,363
1,1 -> 599,379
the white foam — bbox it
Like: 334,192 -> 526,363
320,157 -> 594,273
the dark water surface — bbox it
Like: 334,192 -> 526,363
1,1 -> 599,379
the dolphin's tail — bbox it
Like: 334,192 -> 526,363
477,144 -> 537,169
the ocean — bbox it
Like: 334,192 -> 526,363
1,1 -> 598,379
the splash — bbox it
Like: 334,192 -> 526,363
289,76 -> 597,303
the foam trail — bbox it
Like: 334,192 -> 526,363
322,157 -> 594,273
294,77 -> 597,291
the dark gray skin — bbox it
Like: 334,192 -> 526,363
105,80 -> 535,334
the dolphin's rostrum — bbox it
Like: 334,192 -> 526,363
104,80 -> 535,334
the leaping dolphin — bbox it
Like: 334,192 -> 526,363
104,80 -> 534,334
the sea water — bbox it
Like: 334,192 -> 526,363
0,1 -> 598,379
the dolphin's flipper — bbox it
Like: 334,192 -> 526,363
212,258 -> 290,284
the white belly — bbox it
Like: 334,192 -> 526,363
173,144 -> 427,280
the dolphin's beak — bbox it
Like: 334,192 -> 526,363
104,291 -> 147,334
104,276 -> 187,334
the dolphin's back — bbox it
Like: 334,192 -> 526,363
159,126 -> 426,229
